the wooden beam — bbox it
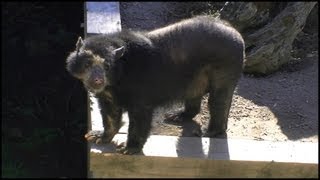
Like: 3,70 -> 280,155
89,153 -> 317,178
89,134 -> 318,177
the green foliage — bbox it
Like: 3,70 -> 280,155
2,144 -> 30,178
2,2 -> 87,177
2,160 -> 28,178
201,9 -> 221,18
199,2 -> 222,18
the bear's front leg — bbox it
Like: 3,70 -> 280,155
85,91 -> 123,144
117,106 -> 153,155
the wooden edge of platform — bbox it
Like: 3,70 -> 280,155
89,152 -> 318,178
89,134 -> 318,178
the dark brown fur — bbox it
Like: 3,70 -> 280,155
66,16 -> 245,154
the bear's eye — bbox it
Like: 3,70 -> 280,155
84,61 -> 91,68
104,62 -> 110,71
105,64 -> 109,71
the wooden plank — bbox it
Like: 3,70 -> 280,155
90,134 -> 318,164
89,153 -> 318,178
90,135 -> 318,177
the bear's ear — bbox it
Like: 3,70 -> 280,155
76,36 -> 84,52
112,46 -> 125,59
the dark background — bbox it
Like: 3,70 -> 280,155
2,2 -> 88,177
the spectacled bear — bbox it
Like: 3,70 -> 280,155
66,15 -> 245,154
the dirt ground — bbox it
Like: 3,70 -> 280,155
120,2 -> 318,143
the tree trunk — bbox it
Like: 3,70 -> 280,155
220,2 -> 317,75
